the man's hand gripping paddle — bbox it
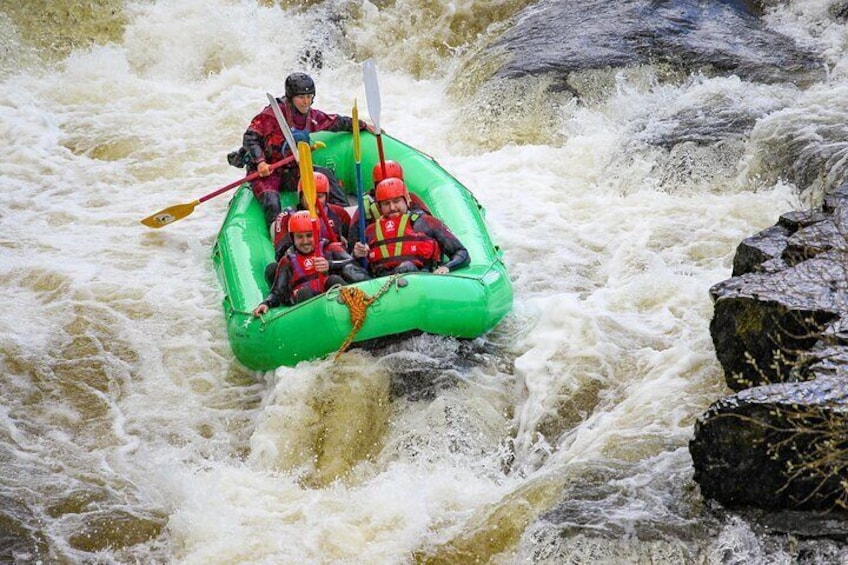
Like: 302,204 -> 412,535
139,91 -> 326,229
140,154 -> 300,228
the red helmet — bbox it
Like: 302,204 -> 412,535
375,178 -> 408,202
297,171 -> 329,194
372,161 -> 403,184
288,210 -> 313,233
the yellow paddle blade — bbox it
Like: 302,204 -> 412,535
140,200 -> 199,228
298,141 -> 317,219
352,99 -> 361,163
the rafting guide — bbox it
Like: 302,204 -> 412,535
236,72 -> 375,226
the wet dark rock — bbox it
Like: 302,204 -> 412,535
753,509 -> 848,541
642,107 -> 760,150
490,0 -> 823,90
731,224 -> 791,277
370,335 -> 500,401
709,184 -> 848,390
690,376 -> 848,511
693,184 -> 848,512
710,255 -> 844,391
779,209 -> 830,232
831,1 -> 848,22
794,339 -> 848,381
785,221 -> 845,267
459,0 -> 824,152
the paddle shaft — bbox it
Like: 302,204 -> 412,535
354,163 -> 366,241
375,135 -> 387,177
353,161 -> 367,267
351,100 -> 368,268
198,154 -> 294,204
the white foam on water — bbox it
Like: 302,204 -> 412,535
0,0 -> 842,561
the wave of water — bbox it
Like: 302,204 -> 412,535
2,0 -> 847,562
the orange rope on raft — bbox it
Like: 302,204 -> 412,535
333,275 -> 400,360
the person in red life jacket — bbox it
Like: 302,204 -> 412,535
253,211 -> 370,315
347,160 -> 431,253
240,72 -> 374,226
351,178 -> 469,277
271,171 -> 351,260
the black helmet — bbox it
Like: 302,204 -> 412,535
284,73 -> 316,99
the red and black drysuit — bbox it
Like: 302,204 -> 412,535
364,212 -> 469,277
241,98 -> 365,224
260,241 -> 370,307
271,204 -> 351,261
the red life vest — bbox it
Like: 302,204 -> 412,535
366,213 -> 440,272
287,241 -> 326,297
273,207 -> 343,250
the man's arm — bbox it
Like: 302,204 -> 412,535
418,216 -> 469,272
310,108 -> 372,134
243,111 -> 276,165
263,260 -> 293,308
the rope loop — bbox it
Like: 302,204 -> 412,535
333,275 -> 402,359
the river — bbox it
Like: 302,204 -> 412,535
2,0 -> 846,563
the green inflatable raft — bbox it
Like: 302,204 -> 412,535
212,131 -> 513,370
